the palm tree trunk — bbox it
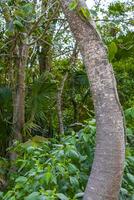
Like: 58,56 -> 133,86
61,1 -> 125,199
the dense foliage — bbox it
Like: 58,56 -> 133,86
1,118 -> 134,200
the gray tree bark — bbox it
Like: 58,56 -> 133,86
57,72 -> 68,134
12,43 -> 28,142
9,42 -> 28,167
61,1 -> 125,199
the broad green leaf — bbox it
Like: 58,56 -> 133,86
69,149 -> 79,160
127,173 -> 134,185
120,188 -> 128,195
15,176 -> 27,183
70,176 -> 79,188
128,156 -> 134,163
83,134 -> 89,142
56,193 -> 68,200
13,20 -> 24,28
13,20 -> 24,30
27,146 -> 35,153
56,164 -> 65,174
74,192 -> 84,198
68,163 -> 78,174
24,192 -> 41,200
126,128 -> 133,136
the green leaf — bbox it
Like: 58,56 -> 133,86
127,173 -> 134,185
68,163 -> 78,174
126,128 -> 133,136
44,172 -> 52,184
69,149 -> 79,160
74,192 -> 84,198
15,176 -> 27,183
128,156 -> 134,163
120,188 -> 128,195
125,107 -> 134,118
15,182 -> 24,189
69,0 -> 78,11
22,3 -> 34,15
56,164 -> 65,174
24,192 -> 41,200
83,134 -> 89,143
13,20 -> 24,30
56,193 -> 68,200
70,176 -> 79,188
108,42 -> 118,62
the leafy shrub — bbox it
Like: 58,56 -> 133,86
1,119 -> 134,200
2,121 -> 95,200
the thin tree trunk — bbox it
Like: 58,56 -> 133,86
57,45 -> 78,134
9,43 -> 28,162
61,1 -> 125,200
57,72 -> 68,134
12,43 -> 28,141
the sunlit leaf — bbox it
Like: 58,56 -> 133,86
69,0 -> 78,11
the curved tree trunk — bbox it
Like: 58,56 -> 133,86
61,1 -> 125,199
